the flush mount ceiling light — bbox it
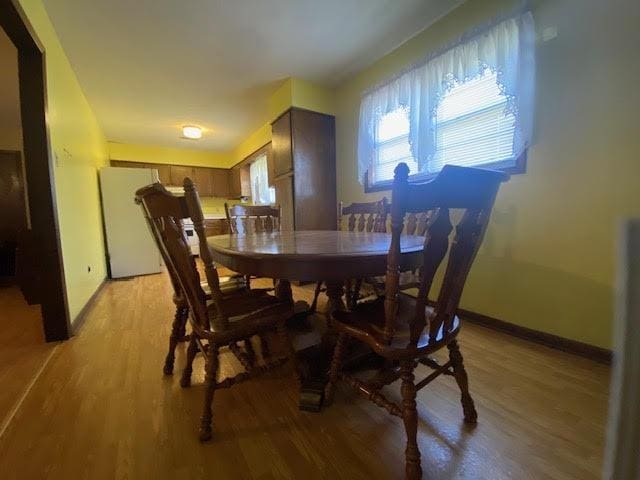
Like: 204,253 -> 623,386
182,125 -> 202,140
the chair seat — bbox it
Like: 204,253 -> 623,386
201,274 -> 247,297
205,289 -> 292,342
332,293 -> 460,360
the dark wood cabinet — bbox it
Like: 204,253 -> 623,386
274,175 -> 294,232
193,167 -> 213,196
155,164 -> 171,184
228,165 -> 251,198
110,160 -> 233,198
170,165 -> 194,186
270,108 -> 336,231
211,169 -> 230,197
267,145 -> 276,187
271,110 -> 293,178
228,167 -> 241,198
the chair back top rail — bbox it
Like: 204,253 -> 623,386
384,163 -> 509,345
225,203 -> 281,235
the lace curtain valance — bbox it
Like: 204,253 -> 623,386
357,9 -> 536,183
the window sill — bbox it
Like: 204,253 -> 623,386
364,151 -> 527,193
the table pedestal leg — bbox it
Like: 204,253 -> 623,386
296,281 -> 345,412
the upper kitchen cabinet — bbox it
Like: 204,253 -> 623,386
170,165 -> 195,186
211,169 -> 230,197
229,165 -> 250,198
271,110 -> 293,178
155,164 -> 171,184
271,108 -> 336,231
111,160 -> 171,184
193,167 -> 214,196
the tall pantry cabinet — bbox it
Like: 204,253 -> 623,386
270,108 -> 337,231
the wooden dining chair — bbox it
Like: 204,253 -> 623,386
309,198 -> 389,312
225,203 -> 281,236
136,180 -> 297,441
368,204 -> 438,293
225,203 -> 281,290
137,193 -> 247,375
324,163 -> 508,480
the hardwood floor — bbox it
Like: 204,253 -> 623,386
0,273 -> 610,479
0,286 -> 57,434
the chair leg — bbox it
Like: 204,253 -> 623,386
259,333 -> 271,360
348,279 -> 363,310
164,304 -> 188,375
400,360 -> 422,480
276,320 -> 299,381
324,333 -> 347,406
180,335 -> 199,388
199,345 -> 219,442
309,281 -> 323,313
244,338 -> 257,367
447,339 -> 477,424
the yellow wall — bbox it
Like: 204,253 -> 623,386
108,142 -> 235,168
291,78 -> 335,116
334,0 -> 640,349
231,123 -> 272,165
15,0 -> 109,324
232,77 -> 335,165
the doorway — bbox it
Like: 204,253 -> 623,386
0,0 -> 69,342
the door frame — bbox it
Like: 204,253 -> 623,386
0,0 -> 71,341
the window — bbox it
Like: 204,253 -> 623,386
249,154 -> 275,205
371,69 -> 518,185
358,10 -> 535,191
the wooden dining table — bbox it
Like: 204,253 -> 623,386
207,230 -> 425,410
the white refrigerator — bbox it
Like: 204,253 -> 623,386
100,167 -> 162,278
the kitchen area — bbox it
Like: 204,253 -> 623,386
100,107 -> 336,280
101,156 -> 251,278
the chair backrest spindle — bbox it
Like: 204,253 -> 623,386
339,198 -> 389,233
225,203 -> 281,235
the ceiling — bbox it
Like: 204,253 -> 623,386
42,0 -> 462,151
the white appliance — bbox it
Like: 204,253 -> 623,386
182,218 -> 199,256
162,186 -> 199,255
100,167 -> 163,278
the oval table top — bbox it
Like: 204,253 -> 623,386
207,230 -> 424,281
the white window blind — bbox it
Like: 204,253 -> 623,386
372,69 -> 516,183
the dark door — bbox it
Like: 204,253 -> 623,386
0,150 -> 26,281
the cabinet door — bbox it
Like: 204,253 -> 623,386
228,167 -> 241,198
239,166 -> 251,197
266,145 -> 276,187
193,167 -> 214,196
170,165 -> 194,186
291,109 -> 337,230
271,111 -> 293,178
211,169 -> 230,197
154,164 -> 171,184
274,175 -> 294,231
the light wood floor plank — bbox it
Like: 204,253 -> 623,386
0,273 -> 609,479
0,286 -> 56,431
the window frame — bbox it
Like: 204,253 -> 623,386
364,149 -> 527,193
